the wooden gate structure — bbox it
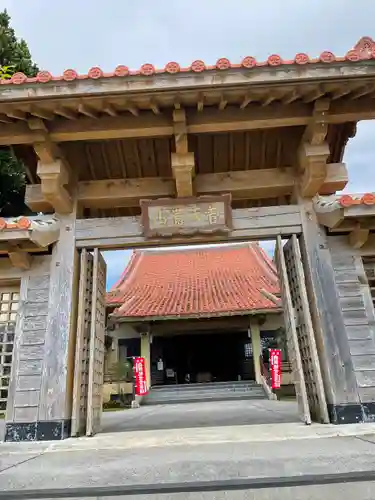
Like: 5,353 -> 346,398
2,37 -> 375,440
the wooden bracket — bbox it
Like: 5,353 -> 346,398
172,108 -> 195,197
349,224 -> 370,249
171,153 -> 195,198
8,247 -> 31,270
298,99 -> 330,197
37,160 -> 73,214
28,118 -> 73,214
299,143 -> 330,197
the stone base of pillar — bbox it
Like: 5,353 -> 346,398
5,419 -> 71,442
328,403 -> 375,425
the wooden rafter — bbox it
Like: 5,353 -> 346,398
2,99 -> 375,145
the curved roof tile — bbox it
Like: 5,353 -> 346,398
108,243 -> 280,320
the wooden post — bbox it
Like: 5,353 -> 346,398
4,209 -> 79,441
250,318 -> 262,384
141,332 -> 151,390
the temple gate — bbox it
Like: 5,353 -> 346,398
0,37 -> 375,440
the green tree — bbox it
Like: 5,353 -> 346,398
0,9 -> 39,215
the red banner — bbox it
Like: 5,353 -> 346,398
134,357 -> 148,396
269,349 -> 282,389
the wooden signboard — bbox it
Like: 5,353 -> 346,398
140,194 -> 232,238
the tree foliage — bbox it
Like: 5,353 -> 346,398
0,9 -> 39,214
0,10 -> 38,77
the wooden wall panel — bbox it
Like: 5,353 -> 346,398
5,256 -> 51,426
328,235 -> 375,405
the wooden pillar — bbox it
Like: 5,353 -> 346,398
5,211 -> 79,441
141,332 -> 151,389
250,318 -> 262,384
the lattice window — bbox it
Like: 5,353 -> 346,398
0,287 -> 19,413
363,257 -> 375,310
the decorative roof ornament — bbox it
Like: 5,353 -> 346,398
1,37 -> 374,87
353,36 -> 375,59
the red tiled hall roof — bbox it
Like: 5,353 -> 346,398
108,243 -> 280,321
2,36 -> 375,86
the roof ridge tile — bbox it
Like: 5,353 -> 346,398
3,37 -> 374,87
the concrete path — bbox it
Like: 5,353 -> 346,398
3,402 -> 375,497
100,398 -> 300,434
2,432 -> 375,497
2,422 -> 375,495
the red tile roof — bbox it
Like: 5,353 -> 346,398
0,217 -> 31,231
338,193 -> 375,207
108,243 -> 280,320
2,37 -> 374,87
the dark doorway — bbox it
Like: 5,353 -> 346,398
151,331 -> 254,385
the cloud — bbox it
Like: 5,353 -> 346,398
5,0 -> 375,73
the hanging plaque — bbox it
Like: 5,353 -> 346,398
140,194 -> 232,238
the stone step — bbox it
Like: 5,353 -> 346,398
150,381 -> 260,392
142,392 -> 267,406
142,382 -> 267,406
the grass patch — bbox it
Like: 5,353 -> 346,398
103,406 -> 129,413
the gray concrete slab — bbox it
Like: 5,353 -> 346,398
100,399 -> 300,434
1,436 -> 375,492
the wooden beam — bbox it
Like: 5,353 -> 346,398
172,108 -> 195,197
327,219 -> 375,233
75,205 -> 303,249
8,248 -> 31,270
1,61 -> 375,104
26,164 -> 347,210
349,225 -> 370,249
196,168 -> 295,199
77,177 -> 176,208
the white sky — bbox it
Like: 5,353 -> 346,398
2,0 -> 374,288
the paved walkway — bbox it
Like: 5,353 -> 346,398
2,423 -> 375,495
100,398 -> 300,434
